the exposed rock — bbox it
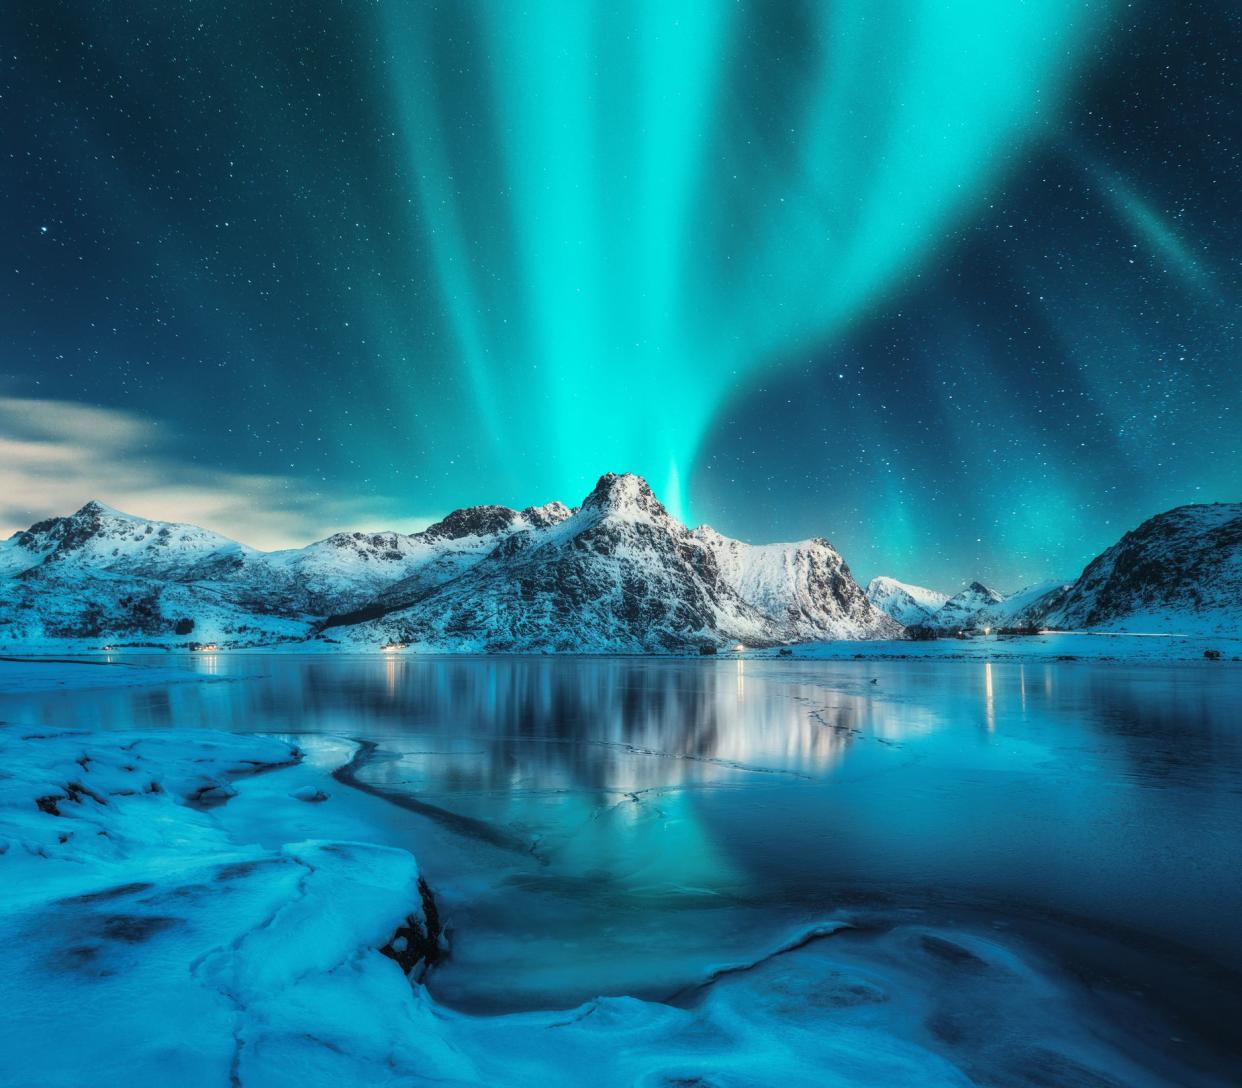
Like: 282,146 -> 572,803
421,505 -> 522,542
379,877 -> 448,982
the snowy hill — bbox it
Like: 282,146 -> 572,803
697,529 -> 901,640
0,566 -> 311,646
931,582 -> 1005,631
334,474 -> 792,652
0,500 -> 253,581
865,576 -> 949,627
0,475 -> 893,651
974,580 -> 1072,630
1036,503 -> 1242,635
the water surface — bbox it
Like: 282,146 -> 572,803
4,653 -> 1240,1064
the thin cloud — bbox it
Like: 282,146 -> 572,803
0,396 -> 437,549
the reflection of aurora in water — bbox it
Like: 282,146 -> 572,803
2,652 -> 1242,1051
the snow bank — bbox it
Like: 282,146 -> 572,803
0,727 -> 438,1086
0,725 -> 1211,1086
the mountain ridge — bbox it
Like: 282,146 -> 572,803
0,474 -> 897,651
1,485 -> 1236,650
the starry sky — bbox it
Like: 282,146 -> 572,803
2,1 -> 1239,591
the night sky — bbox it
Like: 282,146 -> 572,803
3,1 -> 1239,591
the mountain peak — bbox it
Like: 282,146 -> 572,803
520,501 -> 573,529
420,505 -> 520,542
962,581 -> 1003,601
73,499 -> 128,520
865,575 -> 950,626
581,472 -> 667,519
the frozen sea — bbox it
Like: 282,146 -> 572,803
2,651 -> 1241,1085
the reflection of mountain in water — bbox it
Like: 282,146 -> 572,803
3,653 -> 1241,1043
339,657 -> 914,794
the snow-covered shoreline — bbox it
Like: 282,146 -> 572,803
755,631 -> 1242,664
2,720 -> 1220,1086
2,629 -> 1240,668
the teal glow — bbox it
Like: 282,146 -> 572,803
1098,172 -> 1212,291
375,1 -> 1110,516
10,0 -> 1238,589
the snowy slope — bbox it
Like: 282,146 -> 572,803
367,502 -> 573,614
335,473 -> 784,652
974,579 -> 1072,629
261,531 -> 441,612
0,566 -> 312,646
932,582 -> 1005,631
696,528 -> 901,640
865,577 -> 950,627
0,500 -> 253,580
1037,503 -> 1242,635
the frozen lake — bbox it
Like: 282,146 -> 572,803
4,653 -> 1241,1075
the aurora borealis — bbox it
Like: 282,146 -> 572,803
3,1 -> 1239,588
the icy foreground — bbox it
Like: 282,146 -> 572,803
0,715 -> 1222,1087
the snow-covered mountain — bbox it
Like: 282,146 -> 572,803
973,579 -> 1071,630
366,502 -> 573,615
0,502 -> 309,644
5,488 -> 1234,650
865,576 -> 949,627
694,529 -> 902,641
0,497 -> 577,636
867,573 -> 1074,632
870,501 -> 1241,636
0,475 -> 896,651
1035,503 -> 1242,635
931,582 -> 1005,631
0,500 -> 252,581
330,473 -> 896,652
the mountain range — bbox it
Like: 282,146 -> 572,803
862,504 -> 1241,637
0,476 -> 1236,651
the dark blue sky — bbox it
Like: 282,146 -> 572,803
2,1 -> 1238,590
